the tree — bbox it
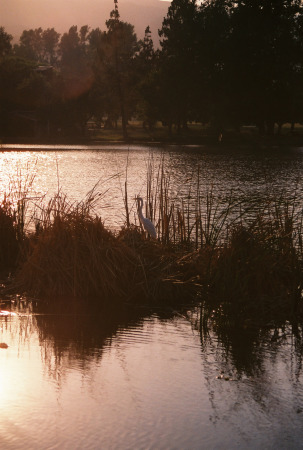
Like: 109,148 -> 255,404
158,0 -> 200,132
96,0 -> 139,139
14,28 -> 44,62
135,26 -> 159,129
14,27 -> 60,65
0,56 -> 36,136
58,25 -> 95,135
196,0 -> 231,132
226,0 -> 303,133
0,27 -> 13,58
42,28 -> 60,65
196,0 -> 303,134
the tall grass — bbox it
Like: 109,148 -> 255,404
14,194 -> 148,302
1,157 -> 302,327
198,200 -> 303,328
0,195 -> 19,272
0,161 -> 38,273
123,156 -> 241,248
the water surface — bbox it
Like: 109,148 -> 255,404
2,143 -> 303,230
0,304 -> 302,449
1,144 -> 303,448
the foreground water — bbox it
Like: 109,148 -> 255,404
1,144 -> 303,448
0,303 -> 302,449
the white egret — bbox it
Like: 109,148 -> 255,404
136,196 -> 157,239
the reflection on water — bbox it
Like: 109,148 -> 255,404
1,144 -> 303,448
2,144 -> 303,231
0,301 -> 302,449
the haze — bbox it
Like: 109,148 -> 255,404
0,0 -> 170,41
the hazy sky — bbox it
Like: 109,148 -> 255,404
0,0 -> 171,42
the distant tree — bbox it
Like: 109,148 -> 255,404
14,27 -> 60,65
0,56 -> 36,136
58,25 -> 95,135
42,28 -> 60,65
14,28 -> 44,62
0,56 -> 35,107
137,26 -> 155,63
158,0 -> 199,132
59,25 -> 85,70
135,26 -> 159,129
225,0 -> 303,134
0,27 -> 13,58
196,0 -> 230,132
196,0 -> 303,134
96,0 -> 139,139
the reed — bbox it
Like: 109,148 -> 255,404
0,160 -> 40,274
1,157 -> 302,327
199,206 -> 303,328
0,194 -> 19,272
123,156 -> 237,248
14,194 -> 147,303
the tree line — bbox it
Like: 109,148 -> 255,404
1,0 -> 303,139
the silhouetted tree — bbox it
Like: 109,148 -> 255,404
97,0 -> 139,139
42,28 -> 60,65
0,56 -> 36,136
3,0 -> 303,140
14,28 -> 44,62
158,0 -> 199,132
58,25 -> 95,135
135,26 -> 159,129
196,0 -> 231,133
14,27 -> 60,65
0,27 -> 13,58
196,0 -> 303,134
225,0 -> 303,134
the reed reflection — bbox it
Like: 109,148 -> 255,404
34,298 -> 303,385
198,312 -> 303,380
34,303 -> 157,382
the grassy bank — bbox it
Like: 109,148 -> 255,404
1,164 -> 303,330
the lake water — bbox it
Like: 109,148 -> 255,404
2,143 -> 303,231
0,143 -> 303,448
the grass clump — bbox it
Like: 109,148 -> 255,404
2,158 -> 303,329
199,213 -> 303,327
0,196 -> 19,273
14,196 -> 145,304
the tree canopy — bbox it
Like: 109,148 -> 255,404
2,0 -> 303,139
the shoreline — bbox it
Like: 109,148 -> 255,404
2,132 -> 303,149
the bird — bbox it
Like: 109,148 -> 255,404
136,196 -> 157,239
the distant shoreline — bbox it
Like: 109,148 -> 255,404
2,133 -> 303,150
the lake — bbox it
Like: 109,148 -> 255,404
0,143 -> 303,448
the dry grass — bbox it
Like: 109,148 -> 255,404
14,195 -> 146,303
0,195 -> 19,272
198,212 -> 303,327
1,160 -> 303,327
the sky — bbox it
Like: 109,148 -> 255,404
0,0 -> 171,42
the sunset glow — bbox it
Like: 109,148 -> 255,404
0,0 -> 169,40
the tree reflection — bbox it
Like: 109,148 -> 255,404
21,298 -> 303,385
35,303 -> 143,379
198,313 -> 303,380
